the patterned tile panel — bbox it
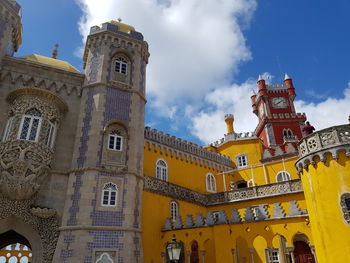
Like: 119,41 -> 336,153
85,231 -> 124,263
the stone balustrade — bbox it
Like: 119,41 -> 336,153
296,124 -> 350,172
144,175 -> 303,206
207,180 -> 303,205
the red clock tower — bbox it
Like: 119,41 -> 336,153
251,74 -> 306,147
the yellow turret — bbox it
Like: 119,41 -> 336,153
296,124 -> 350,263
224,114 -> 234,134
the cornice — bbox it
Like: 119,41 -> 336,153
296,124 -> 350,173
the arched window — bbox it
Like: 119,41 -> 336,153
206,173 -> 216,193
237,181 -> 248,189
44,120 -> 56,148
96,252 -> 113,263
101,182 -> 118,207
2,116 -> 14,141
18,109 -> 42,142
170,200 -> 179,221
283,129 -> 288,137
276,171 -> 291,182
108,130 -> 123,151
114,57 -> 128,74
340,193 -> 350,224
156,159 -> 168,181
236,154 -> 248,168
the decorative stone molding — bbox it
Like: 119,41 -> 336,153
0,140 -> 53,199
0,60 -> 84,97
7,88 -> 68,114
162,201 -> 308,231
145,175 -> 303,207
296,124 -> 350,172
207,180 -> 303,205
0,197 -> 59,262
144,127 -> 232,167
144,175 -> 207,206
30,207 -> 57,219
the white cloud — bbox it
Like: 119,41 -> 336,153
295,86 -> 350,130
76,0 -> 257,118
191,79 -> 350,145
191,78 -> 259,144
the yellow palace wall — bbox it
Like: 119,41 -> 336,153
142,131 -> 316,263
299,151 -> 350,263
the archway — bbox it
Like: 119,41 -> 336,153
0,231 -> 32,263
190,241 -> 199,263
253,235 -> 267,263
0,217 -> 43,263
293,234 -> 315,263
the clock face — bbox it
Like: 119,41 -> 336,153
271,97 -> 288,108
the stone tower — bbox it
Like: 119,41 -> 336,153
0,0 -> 21,64
53,21 -> 149,262
251,74 -> 306,147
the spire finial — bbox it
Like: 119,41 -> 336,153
52,44 -> 59,59
258,75 -> 264,81
117,17 -> 122,22
284,73 -> 291,80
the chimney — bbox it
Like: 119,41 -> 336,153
224,114 -> 234,134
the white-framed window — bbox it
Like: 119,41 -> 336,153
206,173 -> 216,193
108,130 -> 123,151
283,128 -> 293,138
44,120 -> 56,148
114,57 -> 128,74
170,200 -> 179,221
276,171 -> 291,182
236,154 -> 248,168
96,252 -> 113,263
156,159 -> 168,181
267,249 -> 280,263
340,193 -> 350,224
101,182 -> 118,207
2,116 -> 14,141
247,179 -> 255,187
18,109 -> 42,142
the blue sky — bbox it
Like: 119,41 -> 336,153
16,0 -> 350,145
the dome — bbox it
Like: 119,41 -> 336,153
109,20 -> 135,33
19,54 -> 80,73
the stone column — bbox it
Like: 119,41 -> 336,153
310,245 -> 318,263
231,248 -> 238,263
161,252 -> 166,263
186,251 -> 191,263
248,248 -> 255,263
286,247 -> 295,263
200,250 -> 206,263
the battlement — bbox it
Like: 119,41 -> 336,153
0,0 -> 21,14
211,131 -> 258,147
144,127 -> 232,166
89,22 -> 145,42
266,84 -> 287,90
296,124 -> 350,172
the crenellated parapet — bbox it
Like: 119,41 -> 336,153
83,21 -> 150,68
211,131 -> 257,147
295,124 -> 350,172
144,127 -> 233,168
1,57 -> 84,97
